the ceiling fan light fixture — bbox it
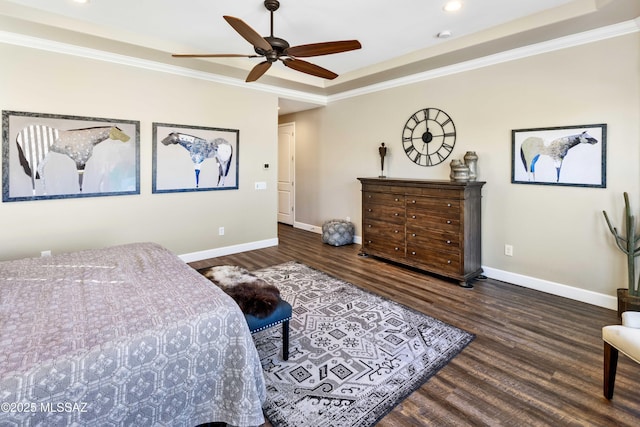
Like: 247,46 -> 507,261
443,1 -> 462,13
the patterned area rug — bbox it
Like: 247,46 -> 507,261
251,262 -> 475,427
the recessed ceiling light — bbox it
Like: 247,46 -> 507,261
443,1 -> 462,12
437,30 -> 452,39
73,0 -> 90,4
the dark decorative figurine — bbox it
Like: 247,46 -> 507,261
378,142 -> 387,178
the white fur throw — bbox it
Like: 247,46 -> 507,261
203,265 -> 264,287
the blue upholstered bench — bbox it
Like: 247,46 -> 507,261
245,297 -> 292,360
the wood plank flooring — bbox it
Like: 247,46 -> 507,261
189,224 -> 640,426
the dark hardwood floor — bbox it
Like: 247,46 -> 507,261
190,224 -> 640,426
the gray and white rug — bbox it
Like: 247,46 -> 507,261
251,262 -> 475,427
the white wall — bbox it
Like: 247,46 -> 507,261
281,32 -> 640,306
0,43 -> 279,259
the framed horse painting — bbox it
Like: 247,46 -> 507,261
511,123 -> 607,188
2,110 -> 140,202
152,122 -> 239,193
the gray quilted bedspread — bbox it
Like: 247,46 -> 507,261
0,242 -> 266,426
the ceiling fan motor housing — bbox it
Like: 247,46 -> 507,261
256,36 -> 290,58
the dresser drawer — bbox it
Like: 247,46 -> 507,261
406,247 -> 461,274
363,204 -> 405,224
363,191 -> 404,206
405,187 -> 461,199
406,197 -> 460,213
363,219 -> 404,242
363,240 -> 405,259
406,230 -> 460,252
406,210 -> 460,232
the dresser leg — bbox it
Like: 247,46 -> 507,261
459,280 -> 474,289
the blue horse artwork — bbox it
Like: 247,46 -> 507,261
520,130 -> 599,183
161,132 -> 233,188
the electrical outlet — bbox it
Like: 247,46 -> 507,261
504,244 -> 513,257
219,227 -> 225,236
41,250 -> 52,257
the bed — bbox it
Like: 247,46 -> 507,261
0,242 -> 266,426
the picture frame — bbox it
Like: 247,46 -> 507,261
152,122 -> 239,193
511,124 -> 606,188
2,110 -> 140,202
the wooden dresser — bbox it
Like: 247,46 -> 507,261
358,177 -> 485,287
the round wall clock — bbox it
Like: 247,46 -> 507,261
402,108 -> 456,166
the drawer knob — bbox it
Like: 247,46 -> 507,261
395,198 -> 399,202
446,220 -> 452,224
412,200 -> 416,204
447,203 -> 452,207
368,224 -> 372,228
446,240 -> 451,244
394,213 -> 399,216
411,251 -> 416,255
412,215 -> 416,219
368,208 -> 372,212
447,260 -> 452,264
412,233 -> 417,237
394,230 -> 399,233
395,247 -> 400,251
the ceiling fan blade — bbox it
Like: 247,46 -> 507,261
246,61 -> 272,82
172,54 -> 258,58
223,15 -> 272,52
285,40 -> 361,58
282,58 -> 338,80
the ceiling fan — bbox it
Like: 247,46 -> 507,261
172,0 -> 362,82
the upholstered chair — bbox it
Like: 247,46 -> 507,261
602,311 -> 640,399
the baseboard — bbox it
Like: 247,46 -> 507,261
317,219 -> 614,309
293,221 -> 322,234
482,266 -> 617,311
294,221 -> 362,244
183,229 -> 616,311
179,238 -> 279,263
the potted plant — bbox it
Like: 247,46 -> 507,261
603,192 -> 640,317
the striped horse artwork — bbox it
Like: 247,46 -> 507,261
15,124 -> 131,194
161,132 -> 233,188
520,131 -> 599,183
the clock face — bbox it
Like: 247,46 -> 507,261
402,108 -> 456,166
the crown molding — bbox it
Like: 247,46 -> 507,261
0,29 -> 327,106
328,18 -> 640,103
1,17 -> 637,107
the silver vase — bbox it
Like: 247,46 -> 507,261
464,151 -> 478,181
450,159 -> 470,182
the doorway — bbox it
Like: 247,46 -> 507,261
278,122 -> 295,225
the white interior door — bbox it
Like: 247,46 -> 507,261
278,123 -> 295,225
